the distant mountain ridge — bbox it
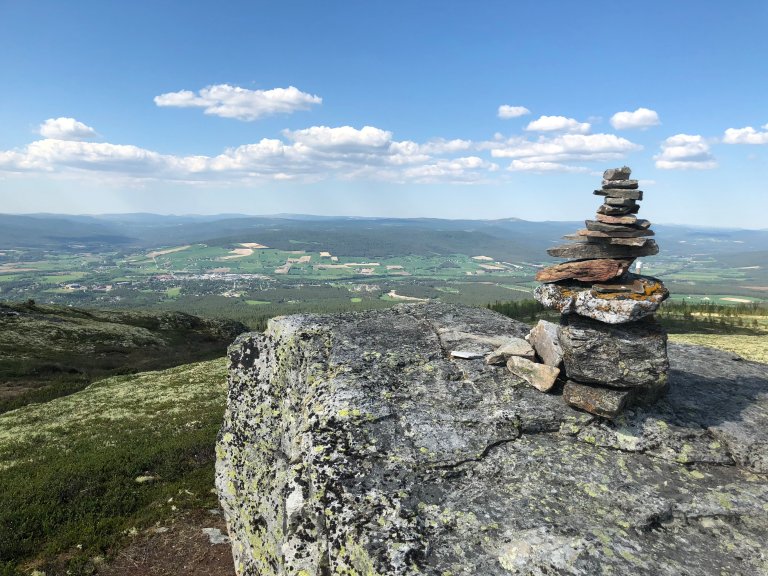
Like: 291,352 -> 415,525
1,213 -> 767,262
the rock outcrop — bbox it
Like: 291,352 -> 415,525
216,303 -> 768,576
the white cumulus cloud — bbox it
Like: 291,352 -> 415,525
654,134 -> 717,170
610,108 -> 661,130
507,160 -> 589,173
154,84 -> 322,121
525,115 -> 591,134
39,117 -> 98,141
723,123 -> 768,144
283,125 -> 391,150
498,105 -> 530,119
490,133 -> 639,160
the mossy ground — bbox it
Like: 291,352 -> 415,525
668,333 -> 768,363
0,358 -> 228,575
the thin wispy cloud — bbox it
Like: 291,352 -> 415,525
654,134 -> 717,170
153,84 -> 322,121
497,105 -> 530,119
610,108 -> 660,130
525,115 -> 591,134
723,123 -> 768,144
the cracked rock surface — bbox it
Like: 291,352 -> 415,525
216,303 -> 768,576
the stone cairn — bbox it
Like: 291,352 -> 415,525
515,167 -> 670,418
467,167 -> 668,417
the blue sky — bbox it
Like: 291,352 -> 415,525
1,0 -> 767,227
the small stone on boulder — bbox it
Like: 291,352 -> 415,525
485,337 -> 535,365
507,356 -> 560,392
527,320 -> 563,368
450,350 -> 484,360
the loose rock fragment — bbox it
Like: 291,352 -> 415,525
527,320 -> 563,368
603,166 -> 631,180
507,355 -> 560,392
485,337 -> 536,365
450,350 -> 484,360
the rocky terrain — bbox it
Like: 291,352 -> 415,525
217,302 -> 768,576
0,300 -> 247,413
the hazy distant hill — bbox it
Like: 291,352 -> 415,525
1,213 -> 767,262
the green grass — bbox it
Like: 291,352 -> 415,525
0,358 -> 228,574
244,299 -> 270,305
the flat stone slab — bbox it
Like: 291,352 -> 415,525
586,219 -> 651,231
597,203 -> 640,216
535,258 -> 633,283
533,275 -> 669,323
594,188 -> 643,200
217,303 -> 768,576
602,178 -> 638,189
576,228 -> 654,238
547,239 -> 658,260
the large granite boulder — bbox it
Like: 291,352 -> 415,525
216,303 -> 768,576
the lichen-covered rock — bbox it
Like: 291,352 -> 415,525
217,303 -> 768,576
559,315 -> 669,396
563,380 -> 632,418
534,276 -> 668,324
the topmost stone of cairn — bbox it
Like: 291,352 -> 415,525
603,166 -> 631,181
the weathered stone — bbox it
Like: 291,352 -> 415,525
602,166 -> 631,180
592,278 -> 650,294
585,236 -> 650,247
217,304 -> 768,575
558,315 -> 669,393
605,196 -> 637,207
597,203 -> 640,215
527,319 -> 563,367
594,188 -> 643,200
602,178 -> 638,189
547,239 -> 658,259
576,227 -> 654,238
534,275 -> 669,323
595,213 -> 640,225
563,380 -> 632,418
450,350 -> 484,359
507,355 -> 560,392
586,219 -> 651,232
535,258 -> 633,282
485,337 -> 535,364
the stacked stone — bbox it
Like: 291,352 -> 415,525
532,166 -> 670,418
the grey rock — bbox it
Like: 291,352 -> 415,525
597,203 -> 640,215
586,219 -> 651,231
507,355 -> 560,392
595,213 -> 639,225
534,276 -> 668,324
594,188 -> 643,200
485,337 -> 535,365
217,304 -> 768,576
546,239 -> 658,259
605,197 -> 637,207
602,178 -> 638,189
563,380 -> 632,418
527,319 -> 563,368
558,315 -> 669,392
586,236 -> 651,247
603,166 -> 631,180
576,227 -> 654,238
